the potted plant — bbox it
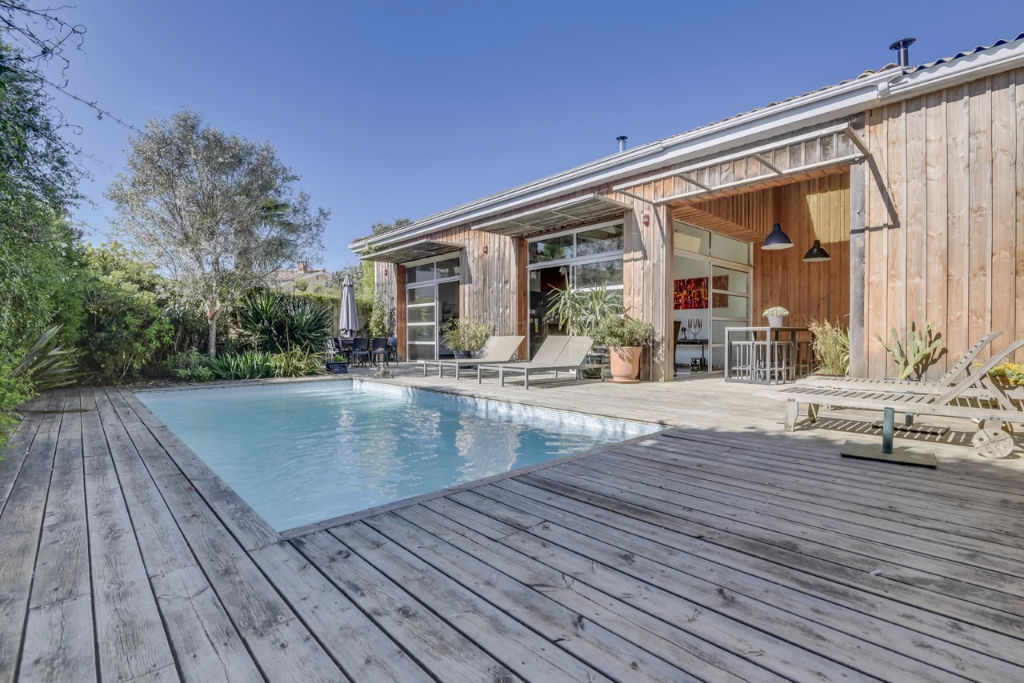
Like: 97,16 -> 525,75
441,318 -> 493,358
763,306 -> 789,328
548,286 -> 622,378
325,355 -> 349,374
594,316 -> 654,384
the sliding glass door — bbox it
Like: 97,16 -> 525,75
672,222 -> 752,373
405,255 -> 461,361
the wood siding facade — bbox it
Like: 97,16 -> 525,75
372,66 -> 1023,383
862,68 -> 1024,378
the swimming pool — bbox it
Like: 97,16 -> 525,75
136,380 -> 658,531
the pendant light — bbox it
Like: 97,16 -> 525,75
802,239 -> 831,262
761,223 -> 793,250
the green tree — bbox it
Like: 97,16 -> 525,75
77,243 -> 173,383
107,110 -> 328,356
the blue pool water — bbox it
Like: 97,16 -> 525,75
136,380 -> 657,531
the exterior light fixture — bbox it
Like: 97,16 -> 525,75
802,239 -> 831,262
761,223 -> 793,250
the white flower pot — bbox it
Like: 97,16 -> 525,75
767,315 -> 785,327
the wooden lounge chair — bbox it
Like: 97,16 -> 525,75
764,337 -> 1024,459
478,335 -> 593,389
418,335 -> 525,379
801,330 -> 1004,393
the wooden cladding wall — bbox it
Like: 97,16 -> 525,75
607,181 -> 674,381
423,226 -> 526,356
863,69 -> 1024,378
672,174 -> 851,330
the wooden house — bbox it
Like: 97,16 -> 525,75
351,34 -> 1024,381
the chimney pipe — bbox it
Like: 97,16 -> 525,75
616,135 -> 627,153
888,37 -> 915,68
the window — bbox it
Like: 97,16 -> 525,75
527,221 -> 625,355
403,254 -> 461,361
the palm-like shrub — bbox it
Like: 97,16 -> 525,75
237,290 -> 331,352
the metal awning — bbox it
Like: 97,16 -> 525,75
613,123 -> 869,204
359,239 -> 460,263
473,193 -> 632,237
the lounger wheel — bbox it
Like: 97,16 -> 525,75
972,419 -> 1015,459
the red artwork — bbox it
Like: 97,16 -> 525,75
674,276 -> 732,309
673,278 -> 707,310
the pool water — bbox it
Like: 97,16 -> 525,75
136,380 -> 657,531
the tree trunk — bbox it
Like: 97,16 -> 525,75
207,311 -> 218,357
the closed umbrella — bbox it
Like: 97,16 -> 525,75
338,276 -> 359,339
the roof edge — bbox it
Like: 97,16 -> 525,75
351,33 -> 1024,253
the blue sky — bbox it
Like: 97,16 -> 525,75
41,0 -> 1023,270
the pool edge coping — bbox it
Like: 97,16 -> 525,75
278,425 -> 670,539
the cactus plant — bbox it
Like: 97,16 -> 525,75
875,320 -> 945,380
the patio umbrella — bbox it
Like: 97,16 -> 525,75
338,276 -> 359,338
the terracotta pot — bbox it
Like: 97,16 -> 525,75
608,346 -> 641,384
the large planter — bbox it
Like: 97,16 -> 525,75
608,346 -> 642,384
767,315 -> 785,327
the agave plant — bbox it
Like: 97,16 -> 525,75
12,325 -> 79,391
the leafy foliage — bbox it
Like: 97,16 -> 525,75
269,348 -> 325,378
808,319 -> 850,376
594,316 -> 654,348
547,286 -> 622,338
441,318 -> 493,353
237,290 -> 331,352
77,243 -> 173,383
876,320 -> 945,380
0,41 -> 82,226
206,350 -> 275,380
989,363 -> 1024,387
107,109 -> 328,356
163,349 -> 215,382
0,354 -> 32,451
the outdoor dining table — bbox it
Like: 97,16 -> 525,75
724,326 -> 812,384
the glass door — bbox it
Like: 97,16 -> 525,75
710,265 -> 750,371
404,255 -> 462,361
406,284 -> 437,361
437,281 -> 460,358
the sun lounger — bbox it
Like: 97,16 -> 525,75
801,330 -> 1004,393
478,335 -> 593,389
418,335 -> 524,379
764,337 -> 1024,459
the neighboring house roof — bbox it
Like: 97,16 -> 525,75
351,32 -> 1024,253
270,264 -> 333,293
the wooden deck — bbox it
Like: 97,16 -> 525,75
2,382 -> 1024,681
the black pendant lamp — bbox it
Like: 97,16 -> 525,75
761,223 -> 793,250
802,239 -> 831,262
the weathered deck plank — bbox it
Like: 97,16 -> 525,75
0,391 -> 64,683
20,391 -> 97,681
2,377 -> 1023,682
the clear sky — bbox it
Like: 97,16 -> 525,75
39,0 -> 1023,271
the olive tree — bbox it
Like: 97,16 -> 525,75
107,110 -> 328,356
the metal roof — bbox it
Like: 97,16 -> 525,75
473,194 -> 632,237
359,239 -> 460,263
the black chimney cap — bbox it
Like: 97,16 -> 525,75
888,37 -> 916,51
